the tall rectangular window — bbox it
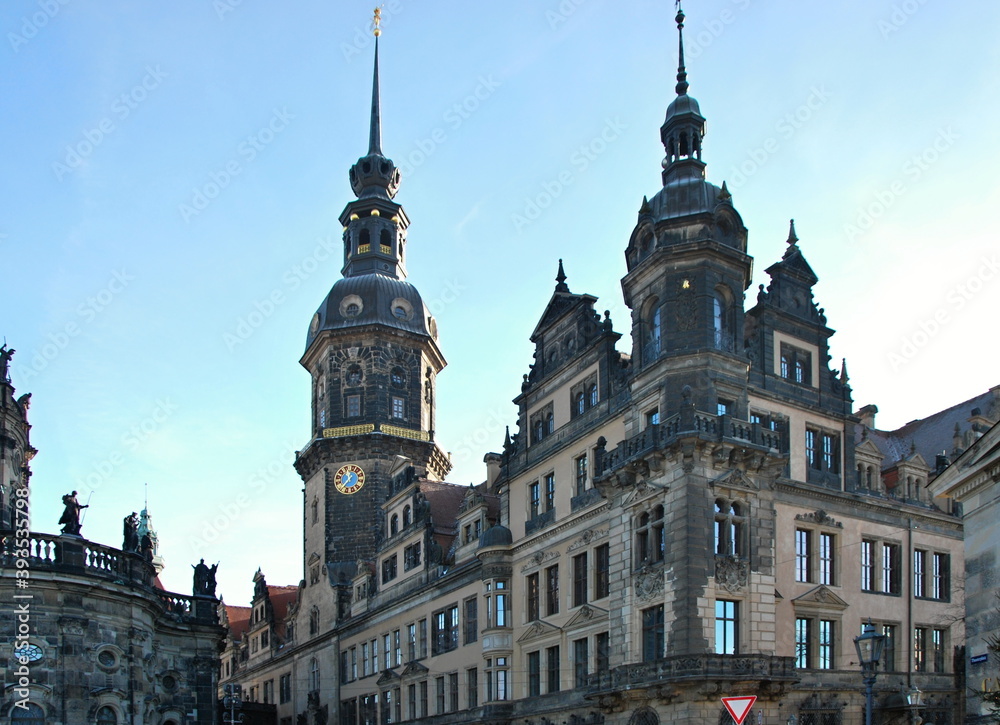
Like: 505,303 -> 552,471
822,433 -> 839,473
932,553 -> 949,600
527,651 -> 541,697
464,598 -> 478,644
861,540 -> 875,591
573,638 -> 589,688
384,633 -> 392,670
819,533 -> 835,585
795,618 -> 811,668
449,673 -> 459,712
795,529 -> 812,582
407,684 -> 416,720
393,629 -> 401,667
544,473 -> 555,512
641,605 -> 664,662
596,632 -> 610,675
419,681 -> 427,717
715,600 -> 739,654
435,676 -> 445,714
575,455 -> 588,495
914,627 -> 927,672
882,543 -> 900,594
406,624 -> 416,662
466,668 -> 478,709
818,620 -> 834,669
494,581 -> 509,627
418,619 -> 428,658
805,429 -> 818,469
882,624 -> 896,671
546,565 -> 560,616
932,629 -> 945,673
346,394 -> 361,418
595,543 -> 610,599
546,645 -> 560,693
526,573 -> 540,622
391,395 -> 406,419
914,549 -> 927,597
529,481 -> 540,519
573,553 -> 588,607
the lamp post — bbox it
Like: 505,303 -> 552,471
854,620 -> 887,725
905,685 -> 924,725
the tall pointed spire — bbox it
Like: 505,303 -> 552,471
555,259 -> 569,293
674,3 -> 689,96
368,8 -> 383,155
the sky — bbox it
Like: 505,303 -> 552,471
2,0 -> 998,605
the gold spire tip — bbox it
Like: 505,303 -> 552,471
373,7 -> 382,37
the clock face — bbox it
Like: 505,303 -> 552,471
14,644 -> 43,663
334,464 -> 366,495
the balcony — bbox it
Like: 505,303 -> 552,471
587,653 -> 798,695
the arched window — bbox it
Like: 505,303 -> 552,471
390,514 -> 399,536
309,607 -> 320,636
402,506 -> 412,528
856,464 -> 864,489
380,228 -> 392,251
589,383 -> 598,408
866,466 -> 874,489
359,229 -> 370,250
546,412 -> 554,435
12,704 -> 45,725
96,707 -> 117,725
713,289 -> 733,352
575,392 -> 585,416
533,420 -> 544,443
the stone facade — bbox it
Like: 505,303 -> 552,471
217,12 -> 980,725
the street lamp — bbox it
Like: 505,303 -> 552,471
854,620 -> 887,725
905,685 -> 924,725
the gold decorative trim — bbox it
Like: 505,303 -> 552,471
322,424 -> 375,438
380,424 -> 429,442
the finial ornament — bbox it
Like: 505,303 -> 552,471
555,259 -> 569,292
373,7 -> 382,37
787,218 -> 799,245
675,1 -> 689,96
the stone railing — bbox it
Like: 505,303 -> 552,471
0,531 -> 217,625
596,408 -> 785,478
587,653 -> 798,693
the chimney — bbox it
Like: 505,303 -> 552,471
857,404 -> 878,429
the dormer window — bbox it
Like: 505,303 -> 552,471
779,343 -> 811,385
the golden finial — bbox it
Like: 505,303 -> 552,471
372,7 -> 382,37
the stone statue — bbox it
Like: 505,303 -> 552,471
58,491 -> 88,535
0,344 -> 13,380
123,512 -> 140,552
140,532 -> 154,562
206,562 -> 219,597
192,558 -> 210,595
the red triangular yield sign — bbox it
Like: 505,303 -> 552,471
722,696 -> 757,725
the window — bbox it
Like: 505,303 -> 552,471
11,704 -> 45,725
464,598 -> 478,644
882,543 -> 901,594
390,367 -> 405,387
309,607 -> 319,636
546,565 -> 560,616
526,572 -> 540,621
573,553 -> 588,607
806,428 -> 840,479
402,505 -> 411,527
717,399 -> 732,417
881,624 -> 897,671
435,676 -> 445,714
795,529 -> 812,583
389,514 -> 399,536
372,638 -> 379,673
393,629 -> 401,667
714,499 -> 744,558
932,629 -> 945,673
914,549 -> 926,596
280,673 -> 291,703
636,505 -> 665,565
779,343 -> 811,385
485,657 -> 509,701
574,638 -> 589,688
932,553 -> 949,600
589,383 -> 598,407
646,408 -> 660,427
546,646 -> 560,693
311,499 -> 319,524
346,394 -> 361,417
595,544 -> 610,599
432,606 -> 459,655
570,376 -> 598,419
381,555 -> 397,584
384,633 -> 392,670
795,618 -> 811,668
641,606 -> 664,661
529,404 -> 554,444
391,395 -> 406,419
861,540 -> 875,591
96,707 -> 117,725
914,627 -> 927,672
819,533 -> 835,585
485,580 -> 509,628
596,632 -> 610,675
419,681 -> 428,717
575,391 -> 585,416
715,600 -> 739,654
407,684 -> 416,720
404,542 -> 421,571
575,455 -> 588,495
418,619 -> 427,658
466,668 -> 478,709
528,481 -> 540,519
544,473 -> 555,512
646,305 -> 662,362
309,658 -> 320,692
351,646 -> 358,680
527,651 -> 541,696
449,673 -> 459,712
818,620 -> 834,669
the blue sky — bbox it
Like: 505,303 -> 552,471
3,0 -> 998,604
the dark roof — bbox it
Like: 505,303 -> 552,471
306,273 -> 435,351
861,388 -> 1000,470
479,524 -> 513,548
647,174 -> 726,221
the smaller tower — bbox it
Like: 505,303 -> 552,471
0,344 -> 35,533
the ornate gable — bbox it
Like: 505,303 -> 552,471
517,619 -> 562,644
791,585 -> 849,612
564,604 -> 609,630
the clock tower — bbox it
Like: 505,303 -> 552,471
294,17 -> 451,601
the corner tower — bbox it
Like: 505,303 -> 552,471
621,6 -> 753,420
295,13 -> 450,590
